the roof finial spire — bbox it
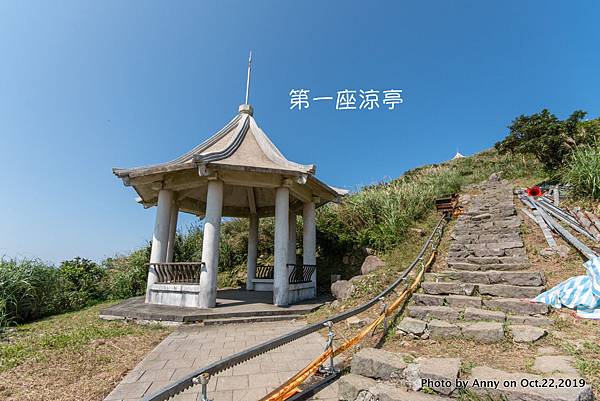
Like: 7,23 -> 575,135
245,50 -> 252,105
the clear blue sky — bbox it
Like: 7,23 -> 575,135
1,1 -> 599,264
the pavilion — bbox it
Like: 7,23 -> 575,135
113,103 -> 346,308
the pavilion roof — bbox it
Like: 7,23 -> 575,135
114,107 -> 319,179
113,105 -> 347,216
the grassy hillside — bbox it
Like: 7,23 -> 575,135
0,149 -> 543,328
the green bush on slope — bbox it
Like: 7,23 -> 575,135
563,145 -> 600,200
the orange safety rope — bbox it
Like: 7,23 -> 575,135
259,248 -> 438,401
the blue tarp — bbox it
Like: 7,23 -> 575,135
533,256 -> 600,319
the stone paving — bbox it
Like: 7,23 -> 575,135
104,321 -> 338,401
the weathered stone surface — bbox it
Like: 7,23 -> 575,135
496,241 -> 524,250
447,262 -> 482,271
361,255 -> 385,275
472,213 -> 492,221
339,375 -> 451,401
461,322 -> 504,343
449,262 -> 529,271
428,319 -> 461,339
440,270 -> 545,287
468,366 -> 593,401
478,284 -> 544,298
397,317 -> 427,335
507,314 -> 553,327
486,271 -> 545,286
351,348 -> 407,380
511,324 -> 546,343
473,247 -> 505,257
446,295 -> 482,308
338,373 -> 376,401
421,282 -> 476,296
466,256 -> 500,265
413,294 -> 445,306
346,316 -> 369,328
483,298 -> 550,315
464,307 -> 506,322
533,355 -> 579,375
443,271 -> 490,284
478,263 -> 530,271
416,357 -> 460,395
408,306 -> 460,321
331,280 -> 355,300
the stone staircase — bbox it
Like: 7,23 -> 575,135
399,180 -> 551,343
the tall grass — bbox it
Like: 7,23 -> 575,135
563,145 -> 600,199
317,149 -> 537,251
0,258 -> 63,327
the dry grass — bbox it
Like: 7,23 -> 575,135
0,302 -> 171,401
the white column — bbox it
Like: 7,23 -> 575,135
199,179 -> 223,308
273,185 -> 290,306
166,202 -> 179,263
288,211 -> 297,265
147,189 -> 174,303
246,213 -> 259,290
303,201 -> 317,296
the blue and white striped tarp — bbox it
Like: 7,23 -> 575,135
532,256 -> 600,319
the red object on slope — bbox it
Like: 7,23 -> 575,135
527,186 -> 542,197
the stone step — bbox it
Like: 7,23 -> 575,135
338,374 -> 452,401
421,282 -> 476,296
408,305 -> 461,321
463,307 -> 505,322
421,282 -> 544,298
399,315 -> 548,344
478,283 -> 544,298
449,256 -> 529,266
483,297 -> 550,315
448,261 -> 529,271
425,270 -> 545,287
351,347 -> 407,380
460,321 -> 505,343
412,294 -> 551,317
201,314 -> 305,325
413,293 -> 483,308
507,314 -> 553,327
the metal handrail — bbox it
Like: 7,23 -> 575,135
149,262 -> 204,284
288,264 -> 316,284
141,215 -> 448,401
255,265 -> 275,279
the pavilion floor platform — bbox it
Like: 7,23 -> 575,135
99,288 -> 330,325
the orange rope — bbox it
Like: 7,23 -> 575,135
259,246 -> 438,401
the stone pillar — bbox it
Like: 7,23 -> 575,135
303,200 -> 317,295
273,183 -> 290,306
288,211 -> 297,265
246,213 -> 259,290
147,189 -> 174,302
166,202 -> 179,263
199,178 -> 223,308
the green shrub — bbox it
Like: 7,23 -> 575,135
101,245 -> 151,300
58,257 -> 106,309
496,109 -> 600,172
563,145 -> 600,199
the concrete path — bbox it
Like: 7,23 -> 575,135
104,321 -> 338,401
